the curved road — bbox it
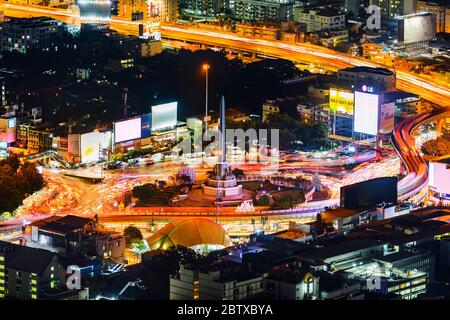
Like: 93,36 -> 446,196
393,107 -> 450,202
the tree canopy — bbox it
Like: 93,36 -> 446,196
421,137 -> 450,157
123,225 -> 143,246
0,154 -> 44,213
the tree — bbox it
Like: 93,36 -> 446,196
255,195 -> 270,206
277,192 -> 305,209
123,225 -> 143,246
132,183 -> 157,205
421,137 -> 450,157
16,162 -> 44,196
158,180 -> 167,189
0,156 -> 45,213
232,168 -> 245,178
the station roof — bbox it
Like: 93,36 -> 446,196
146,218 -> 232,250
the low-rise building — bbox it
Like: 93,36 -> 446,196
264,269 -> 319,299
170,261 -> 266,300
0,241 -> 65,300
16,123 -> 54,154
294,8 -> 345,32
297,104 -> 329,125
0,16 -> 65,54
337,66 -> 397,92
25,215 -> 126,264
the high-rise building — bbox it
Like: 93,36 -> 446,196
345,0 -> 369,21
161,0 -> 179,22
233,0 -> 294,21
416,0 -> 450,33
178,0 -> 219,19
369,0 -> 416,26
377,0 -> 416,20
117,0 -> 149,21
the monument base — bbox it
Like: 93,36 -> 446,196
203,184 -> 243,198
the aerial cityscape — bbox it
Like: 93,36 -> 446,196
0,0 -> 448,308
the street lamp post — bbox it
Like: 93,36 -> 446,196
203,64 -> 210,141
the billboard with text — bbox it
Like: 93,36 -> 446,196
329,89 -> 354,115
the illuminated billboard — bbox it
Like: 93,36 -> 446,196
141,113 -> 151,138
329,89 -> 354,115
379,102 -> 395,134
81,131 -> 112,163
151,102 -> 177,131
398,13 -> 436,44
354,91 -> 379,136
78,0 -> 112,24
114,118 -> 142,143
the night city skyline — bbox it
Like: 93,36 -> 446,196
0,0 -> 449,313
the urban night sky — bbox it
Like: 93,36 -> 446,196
0,0 -> 449,309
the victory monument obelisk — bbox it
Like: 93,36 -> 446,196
203,96 -> 243,199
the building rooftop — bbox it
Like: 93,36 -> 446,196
301,8 -> 345,17
0,241 -> 54,275
298,239 -> 383,262
382,90 -> 420,103
31,215 -> 94,236
374,250 -> 420,264
267,268 -> 310,284
1,16 -> 60,29
339,66 -> 395,76
320,208 -> 360,223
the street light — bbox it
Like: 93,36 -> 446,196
203,63 -> 210,140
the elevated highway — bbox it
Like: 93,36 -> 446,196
393,107 -> 450,202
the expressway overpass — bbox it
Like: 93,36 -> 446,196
393,107 -> 450,202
